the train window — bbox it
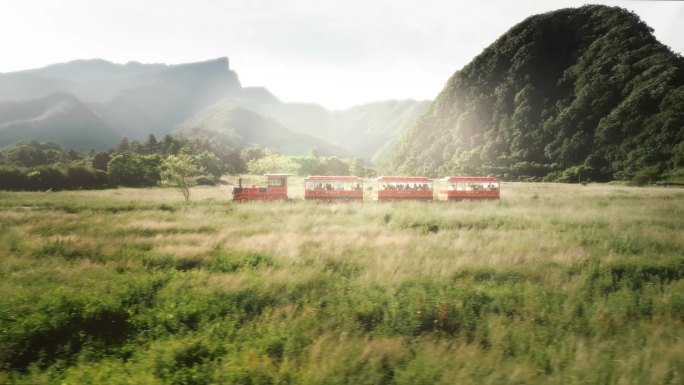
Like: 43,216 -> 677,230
447,181 -> 499,191
268,178 -> 284,187
306,180 -> 362,191
378,181 -> 431,191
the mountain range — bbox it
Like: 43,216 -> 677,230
381,5 -> 684,181
0,58 -> 427,161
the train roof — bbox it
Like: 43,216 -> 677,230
375,176 -> 432,182
441,176 -> 499,182
264,173 -> 292,178
305,175 -> 363,181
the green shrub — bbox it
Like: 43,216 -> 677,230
629,165 -> 662,186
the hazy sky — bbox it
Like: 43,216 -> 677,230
1,0 -> 682,109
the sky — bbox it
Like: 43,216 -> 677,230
1,0 -> 683,110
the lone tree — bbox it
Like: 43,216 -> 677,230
160,154 -> 203,203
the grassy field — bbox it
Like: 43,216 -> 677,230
1,180 -> 683,384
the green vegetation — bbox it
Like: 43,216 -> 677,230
0,141 -> 371,192
243,148 -> 372,178
0,138 -> 239,191
160,155 -> 204,203
1,182 -> 682,384
382,5 -> 684,182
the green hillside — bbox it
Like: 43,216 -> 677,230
0,141 -> 73,167
221,87 -> 429,162
0,93 -> 120,150
175,103 -> 349,157
382,5 -> 684,182
331,99 -> 431,163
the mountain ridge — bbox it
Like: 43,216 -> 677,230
1,57 -> 428,160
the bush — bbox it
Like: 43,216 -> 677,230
0,166 -> 28,190
629,165 -> 662,186
195,176 -> 216,186
66,166 -> 110,189
0,165 -> 109,191
108,152 -> 161,187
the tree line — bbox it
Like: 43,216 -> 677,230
0,136 -> 372,191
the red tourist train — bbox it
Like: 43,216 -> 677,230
232,174 -> 290,202
438,176 -> 500,201
304,176 -> 364,202
373,176 -> 433,202
233,174 -> 500,202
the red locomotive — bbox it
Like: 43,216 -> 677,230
438,176 -> 500,201
373,176 -> 433,202
232,174 -> 291,202
304,176 -> 364,202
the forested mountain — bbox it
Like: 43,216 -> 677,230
0,92 -> 119,149
381,5 -> 684,181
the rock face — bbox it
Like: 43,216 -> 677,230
90,57 -> 242,138
382,5 -> 684,181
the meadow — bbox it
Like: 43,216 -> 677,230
0,180 -> 683,384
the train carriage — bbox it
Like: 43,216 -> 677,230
373,176 -> 433,202
232,174 -> 291,202
438,176 -> 500,201
304,176 -> 363,202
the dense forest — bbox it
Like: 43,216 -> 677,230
381,5 -> 684,183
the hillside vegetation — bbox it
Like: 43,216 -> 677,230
382,5 -> 684,182
0,93 -> 119,149
0,183 -> 683,384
